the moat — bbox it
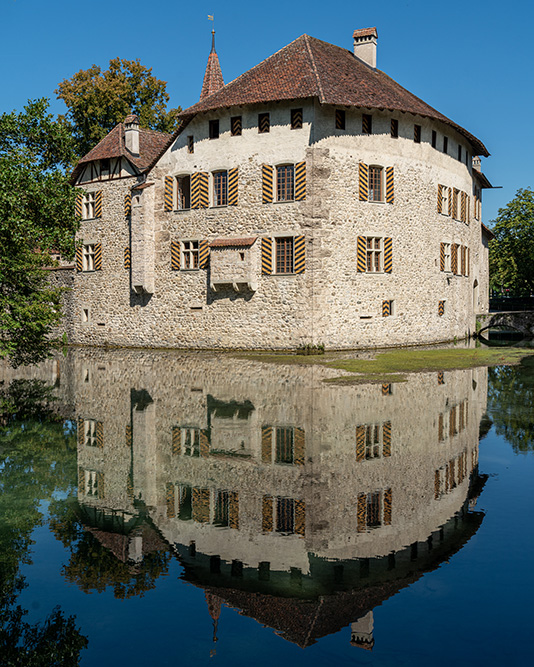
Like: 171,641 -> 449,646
0,347 -> 532,666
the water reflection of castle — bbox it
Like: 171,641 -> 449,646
2,349 -> 488,649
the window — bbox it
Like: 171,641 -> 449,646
362,113 -> 372,134
432,130 -> 437,148
176,175 -> 190,210
177,484 -> 192,521
276,164 -> 294,202
181,241 -> 199,270
439,185 -> 449,214
84,419 -> 98,447
275,237 -> 294,274
214,490 -> 230,527
368,166 -> 383,202
187,135 -> 194,153
291,108 -> 303,129
382,299 -> 394,317
391,118 -> 398,138
82,192 -> 95,219
276,497 -> 295,533
181,427 -> 200,455
336,109 -> 346,130
357,489 -> 392,531
258,112 -> 270,133
85,470 -> 99,497
366,237 -> 383,272
443,136 -> 448,154
209,119 -> 219,139
231,116 -> 242,136
212,170 -> 228,206
441,242 -> 451,272
457,145 -> 462,161
275,427 -> 294,464
414,124 -> 421,143
82,244 -> 95,271
82,308 -> 90,323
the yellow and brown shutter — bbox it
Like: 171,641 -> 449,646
295,161 -> 306,201
447,188 -> 452,217
461,191 -> 466,222
97,472 -> 105,499
124,247 -> 131,269
171,426 -> 181,455
383,421 -> 391,457
357,493 -> 367,532
96,421 -> 104,449
164,176 -> 174,212
75,192 -> 83,218
171,241 -> 181,270
451,243 -> 458,274
261,237 -> 273,274
357,236 -> 367,272
229,491 -> 239,529
356,425 -> 365,461
78,466 -> 84,496
199,429 -> 210,457
382,300 -> 391,317
94,243 -> 102,271
262,495 -> 273,532
228,168 -> 238,206
166,482 -> 176,518
124,192 -> 131,218
294,235 -> 305,274
75,246 -> 83,271
440,242 -> 446,271
94,191 -> 103,218
385,166 -> 394,204
437,184 -> 443,214
261,426 -> 272,463
192,487 -> 210,523
294,499 -> 306,536
294,427 -> 305,465
198,240 -> 209,269
77,418 -> 84,447
191,172 -> 209,209
384,237 -> 392,273
383,488 -> 392,525
359,162 -> 369,201
262,164 -> 273,203
125,425 -> 132,448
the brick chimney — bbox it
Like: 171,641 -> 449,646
124,113 -> 140,156
353,27 -> 378,68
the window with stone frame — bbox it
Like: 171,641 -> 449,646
175,175 -> 191,210
439,185 -> 450,215
180,427 -> 200,456
441,242 -> 451,272
212,170 -> 228,206
181,241 -> 199,270
82,244 -> 95,272
82,192 -> 96,219
365,237 -> 383,272
368,165 -> 383,201
276,164 -> 295,202
275,237 -> 294,274
83,419 -> 98,447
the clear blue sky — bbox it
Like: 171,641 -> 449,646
2,0 -> 533,224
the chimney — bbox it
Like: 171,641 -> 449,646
124,113 -> 140,156
472,156 -> 481,172
353,27 -> 378,68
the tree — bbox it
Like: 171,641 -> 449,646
489,188 -> 534,295
56,58 -> 181,157
0,99 -> 78,367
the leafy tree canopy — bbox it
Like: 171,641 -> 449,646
56,58 -> 182,157
489,188 -> 534,295
0,100 -> 78,367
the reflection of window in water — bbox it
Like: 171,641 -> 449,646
178,484 -> 192,521
276,497 -> 295,534
85,470 -> 98,496
366,492 -> 381,527
214,490 -> 230,527
365,425 -> 381,459
84,419 -> 98,447
275,427 -> 294,464
357,489 -> 392,532
356,422 -> 391,460
182,427 -> 200,456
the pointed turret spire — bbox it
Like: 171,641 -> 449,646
200,30 -> 224,101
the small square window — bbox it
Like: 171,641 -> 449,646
414,125 -> 421,143
258,113 -> 270,133
443,136 -> 448,154
209,119 -> 219,139
291,109 -> 303,130
336,109 -> 346,130
391,119 -> 398,138
187,136 -> 194,153
362,114 -> 372,134
231,116 -> 242,136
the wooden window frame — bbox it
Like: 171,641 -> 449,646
414,124 -> 421,143
212,170 -> 228,207
276,164 -> 295,202
84,419 -> 98,447
335,109 -> 346,130
368,165 -> 383,202
275,236 -> 294,274
442,243 -> 451,272
365,236 -> 383,273
82,244 -> 95,272
175,175 -> 191,210
181,241 -> 200,270
82,192 -> 96,220
231,116 -> 242,136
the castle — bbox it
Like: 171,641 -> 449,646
64,28 -> 493,350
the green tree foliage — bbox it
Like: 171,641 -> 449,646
0,99 -> 78,367
56,58 -> 182,157
489,188 -> 534,295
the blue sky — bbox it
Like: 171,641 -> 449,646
2,0 -> 533,223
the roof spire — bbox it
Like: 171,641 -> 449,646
200,26 -> 224,101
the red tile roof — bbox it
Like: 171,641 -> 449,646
209,237 -> 257,247
200,32 -> 224,101
179,34 -> 488,156
353,27 -> 377,38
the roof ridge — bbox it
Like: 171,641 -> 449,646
303,34 -> 325,103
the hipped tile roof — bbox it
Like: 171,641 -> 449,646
179,34 -> 488,156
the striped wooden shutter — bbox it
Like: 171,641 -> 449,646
261,237 -> 273,274
382,300 -> 391,317
228,168 -> 238,206
295,161 -> 306,201
294,499 -> 306,536
125,425 -> 132,447
124,192 -> 131,217
438,414 -> 444,441
262,165 -> 273,203
438,300 -> 445,316
460,245 -> 466,275
437,185 -> 443,213
229,491 -> 239,529
94,191 -> 103,218
440,243 -> 445,271
294,427 -> 305,465
294,235 -> 305,274
191,172 -> 209,209
461,192 -> 466,222
192,487 -> 210,523
359,163 -> 369,201
164,176 -> 174,211
451,243 -> 458,274
171,241 -> 180,270
382,383 -> 391,395
75,192 -> 83,217
357,493 -> 367,532
77,418 -> 84,447
447,188 -> 452,217
78,466 -> 84,496
383,488 -> 392,525
467,195 -> 470,223
384,237 -> 392,273
357,236 -> 366,272
261,426 -> 272,463
262,495 -> 273,532
97,472 -> 105,499
124,247 -> 131,269
94,243 -> 102,270
166,483 -> 176,518
385,166 -> 394,204
198,240 -> 209,269
466,247 -> 470,276
437,371 -> 444,385
383,421 -> 391,457
356,425 -> 365,461
200,429 -> 210,457
172,427 -> 181,455
75,247 -> 83,271
96,421 -> 104,448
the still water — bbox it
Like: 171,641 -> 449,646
0,348 -> 533,666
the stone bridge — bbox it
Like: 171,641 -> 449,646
476,311 -> 534,338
